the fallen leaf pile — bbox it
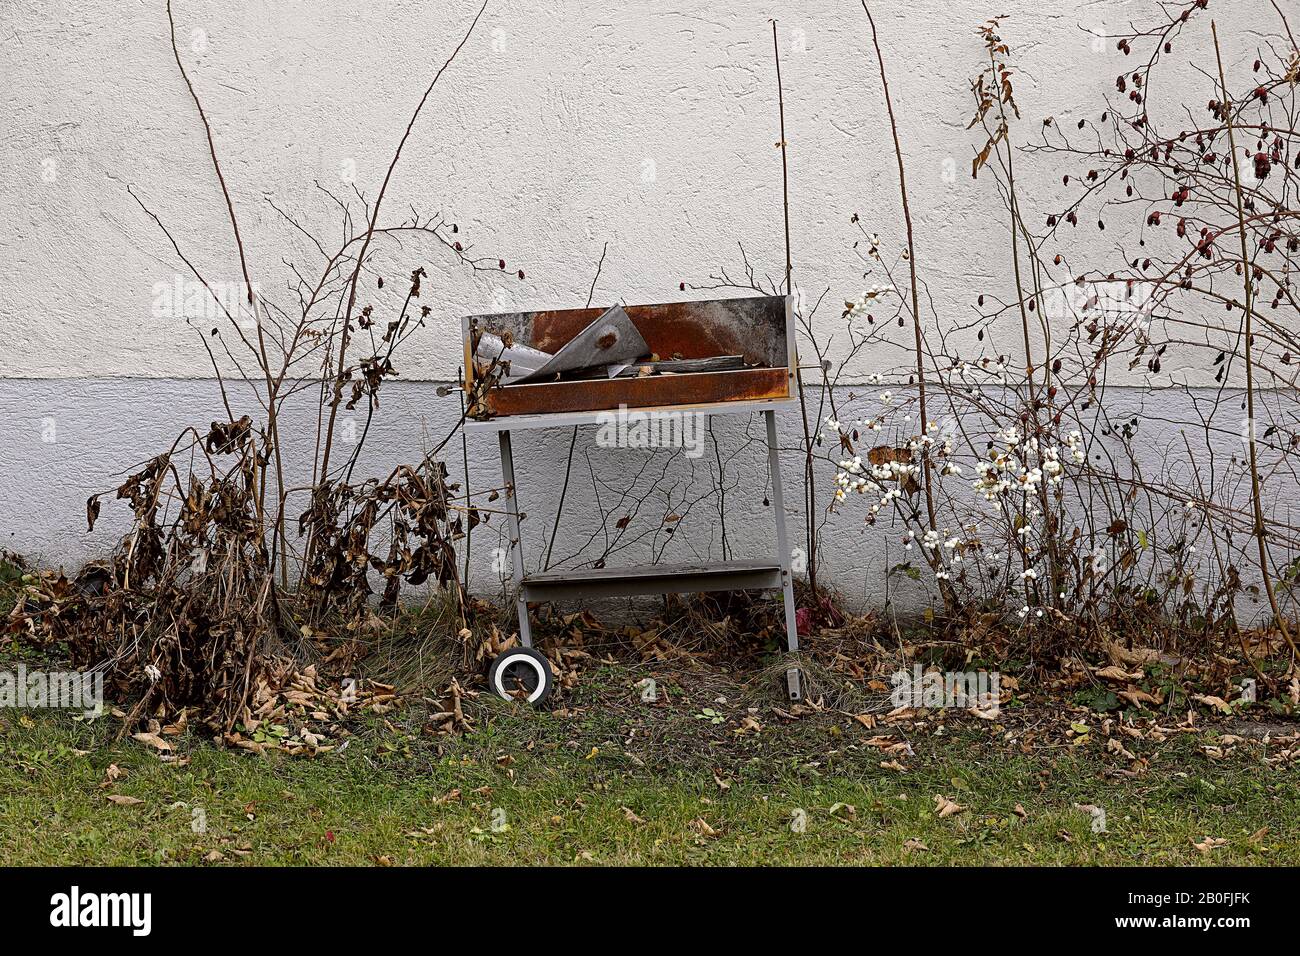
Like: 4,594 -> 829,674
214,662 -> 402,756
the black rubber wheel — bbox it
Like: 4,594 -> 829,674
487,647 -> 554,705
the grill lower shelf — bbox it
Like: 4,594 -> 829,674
520,560 -> 783,601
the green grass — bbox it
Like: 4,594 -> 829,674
0,557 -> 23,618
1,692 -> 1296,865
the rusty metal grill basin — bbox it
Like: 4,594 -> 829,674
463,295 -> 795,419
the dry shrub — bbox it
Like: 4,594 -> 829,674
814,1 -> 1300,685
298,459 -> 464,629
3,3 -> 518,733
10,421 -> 280,732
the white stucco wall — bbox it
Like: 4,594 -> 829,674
0,0 -> 1287,603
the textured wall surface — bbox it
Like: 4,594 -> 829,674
0,1 -> 1283,603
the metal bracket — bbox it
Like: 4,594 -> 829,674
489,408 -> 801,700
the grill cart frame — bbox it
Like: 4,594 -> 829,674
463,295 -> 803,701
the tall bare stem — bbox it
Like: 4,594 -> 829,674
859,1 -> 948,610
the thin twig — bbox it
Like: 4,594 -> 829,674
859,1 -> 948,610
772,19 -> 820,603
544,242 -> 608,571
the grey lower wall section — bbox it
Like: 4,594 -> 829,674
1,378 -> 849,598
1,378 -> 1295,616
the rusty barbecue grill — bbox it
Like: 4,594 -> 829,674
463,295 -> 802,704
463,295 -> 795,418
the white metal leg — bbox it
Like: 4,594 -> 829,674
498,429 -> 533,647
765,410 -> 802,700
